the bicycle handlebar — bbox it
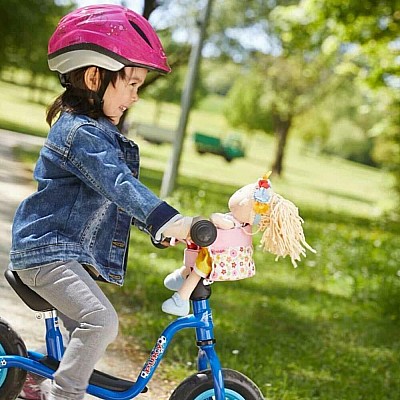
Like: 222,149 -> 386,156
151,218 -> 217,249
190,217 -> 217,247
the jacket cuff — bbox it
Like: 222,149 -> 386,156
146,202 -> 179,239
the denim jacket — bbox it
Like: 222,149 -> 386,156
10,112 -> 178,285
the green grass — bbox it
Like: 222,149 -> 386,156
2,75 -> 395,219
2,77 -> 400,399
0,78 -> 56,137
111,170 -> 400,400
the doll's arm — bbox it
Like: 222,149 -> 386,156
210,212 -> 241,229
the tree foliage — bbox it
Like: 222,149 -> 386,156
220,0 -> 399,183
270,0 -> 400,86
225,53 -> 334,175
0,0 -> 72,76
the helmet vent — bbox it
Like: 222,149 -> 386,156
129,21 -> 153,49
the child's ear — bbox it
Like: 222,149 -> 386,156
84,67 -> 101,91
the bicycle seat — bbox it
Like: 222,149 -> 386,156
4,269 -> 54,312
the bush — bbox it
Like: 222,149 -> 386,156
323,119 -> 375,165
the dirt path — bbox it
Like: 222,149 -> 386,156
0,129 -> 173,399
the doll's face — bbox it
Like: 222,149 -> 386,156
228,183 -> 255,224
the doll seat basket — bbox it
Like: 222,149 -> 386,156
207,224 -> 255,281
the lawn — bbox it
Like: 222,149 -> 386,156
112,170 -> 400,400
2,76 -> 399,399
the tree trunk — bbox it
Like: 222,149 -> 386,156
143,0 -> 158,19
271,116 -> 292,176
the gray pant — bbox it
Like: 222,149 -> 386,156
17,260 -> 119,400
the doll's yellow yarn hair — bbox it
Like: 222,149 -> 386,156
252,172 -> 316,267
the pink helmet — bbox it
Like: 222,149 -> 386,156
48,5 -> 170,74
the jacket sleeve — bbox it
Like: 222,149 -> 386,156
47,123 -> 179,235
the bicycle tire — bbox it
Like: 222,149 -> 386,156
169,368 -> 264,400
0,318 -> 27,399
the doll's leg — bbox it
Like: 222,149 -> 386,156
163,265 -> 190,291
162,270 -> 201,316
164,248 -> 199,291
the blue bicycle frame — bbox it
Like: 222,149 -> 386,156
0,292 -> 226,400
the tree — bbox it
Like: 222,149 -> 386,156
293,77 -> 386,166
371,97 -> 400,205
269,0 -> 399,87
223,0 -> 400,180
0,0 -> 72,75
225,54 -> 333,175
270,0 -> 400,205
143,65 -> 207,125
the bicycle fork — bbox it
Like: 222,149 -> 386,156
193,298 -> 226,399
137,295 -> 226,400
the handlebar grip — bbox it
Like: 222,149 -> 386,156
151,236 -> 169,249
190,218 -> 217,247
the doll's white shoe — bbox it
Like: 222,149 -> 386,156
164,269 -> 185,291
162,293 -> 190,316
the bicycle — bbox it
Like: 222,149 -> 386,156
0,220 -> 264,399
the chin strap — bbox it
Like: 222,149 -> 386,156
94,69 -> 113,110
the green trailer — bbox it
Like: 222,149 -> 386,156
193,132 -> 245,162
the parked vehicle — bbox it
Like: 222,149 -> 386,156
193,132 -> 245,162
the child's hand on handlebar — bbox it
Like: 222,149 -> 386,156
158,216 -> 217,248
161,215 -> 193,242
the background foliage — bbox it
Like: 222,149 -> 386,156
0,0 -> 399,398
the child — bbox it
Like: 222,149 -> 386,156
9,5 -> 194,400
162,173 -> 316,316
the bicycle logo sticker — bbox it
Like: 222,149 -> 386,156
141,336 -> 167,378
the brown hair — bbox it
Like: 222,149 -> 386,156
46,67 -> 126,126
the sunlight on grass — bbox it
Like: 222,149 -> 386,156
1,77 -> 394,218
2,77 -> 400,399
0,79 -> 57,137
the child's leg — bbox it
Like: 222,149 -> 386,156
18,260 -> 118,400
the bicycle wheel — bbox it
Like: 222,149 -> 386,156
0,318 -> 27,399
169,368 -> 264,400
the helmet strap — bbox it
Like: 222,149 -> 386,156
59,73 -> 71,88
94,69 -> 113,110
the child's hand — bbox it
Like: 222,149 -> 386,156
161,216 -> 193,241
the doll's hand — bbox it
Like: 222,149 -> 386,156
210,212 -> 238,229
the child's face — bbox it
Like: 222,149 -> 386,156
103,67 -> 148,125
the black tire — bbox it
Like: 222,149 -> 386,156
169,368 -> 264,400
0,318 -> 28,399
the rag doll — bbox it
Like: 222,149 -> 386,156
162,172 -> 316,316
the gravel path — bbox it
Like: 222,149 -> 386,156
0,129 -> 174,399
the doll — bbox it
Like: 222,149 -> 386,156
161,172 -> 316,316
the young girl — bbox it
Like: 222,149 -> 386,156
9,5 -> 193,400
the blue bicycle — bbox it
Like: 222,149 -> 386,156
0,220 -> 264,399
